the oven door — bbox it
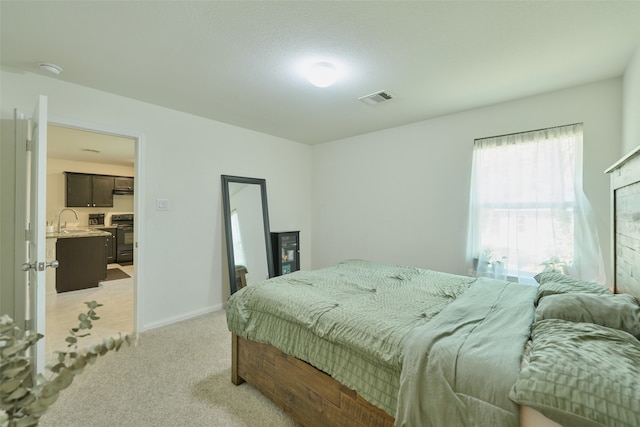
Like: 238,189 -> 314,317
116,224 -> 134,263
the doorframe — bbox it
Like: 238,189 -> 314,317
46,116 -> 144,338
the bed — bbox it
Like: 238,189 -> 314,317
226,148 -> 640,427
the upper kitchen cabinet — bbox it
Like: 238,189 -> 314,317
65,172 -> 114,207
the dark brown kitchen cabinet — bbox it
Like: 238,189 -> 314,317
55,236 -> 107,293
271,231 -> 300,276
65,172 -> 114,207
99,226 -> 117,263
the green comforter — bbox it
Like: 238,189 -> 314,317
226,259 -> 475,415
395,278 -> 537,427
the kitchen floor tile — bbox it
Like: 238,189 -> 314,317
45,263 -> 134,365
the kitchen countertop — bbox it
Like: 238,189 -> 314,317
46,228 -> 112,239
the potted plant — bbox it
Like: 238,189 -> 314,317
0,301 -> 130,427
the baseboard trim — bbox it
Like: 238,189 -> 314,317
141,304 -> 223,332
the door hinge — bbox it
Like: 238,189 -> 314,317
25,229 -> 32,242
26,139 -> 33,152
25,319 -> 33,331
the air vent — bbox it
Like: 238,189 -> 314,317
358,90 -> 394,105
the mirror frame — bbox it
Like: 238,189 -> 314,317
221,175 -> 274,295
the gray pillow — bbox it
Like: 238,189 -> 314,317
534,272 -> 611,304
510,319 -> 640,427
535,292 -> 640,339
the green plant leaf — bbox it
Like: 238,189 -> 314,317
48,363 -> 65,374
85,301 -> 103,310
1,360 -> 29,379
64,337 -> 77,344
15,414 -> 40,427
51,370 -> 73,392
103,337 -> 115,351
0,378 -> 21,394
6,386 -> 28,401
1,341 -> 31,358
24,392 -> 58,415
78,320 -> 91,330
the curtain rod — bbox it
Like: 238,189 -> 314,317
474,122 -> 583,143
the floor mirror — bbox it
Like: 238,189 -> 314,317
221,175 -> 274,294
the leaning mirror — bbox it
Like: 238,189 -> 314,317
221,175 -> 274,295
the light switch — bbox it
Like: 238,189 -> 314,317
156,199 -> 169,211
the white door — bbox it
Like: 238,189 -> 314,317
16,95 -> 51,374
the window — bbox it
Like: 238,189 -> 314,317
230,210 -> 247,266
466,123 -> 604,284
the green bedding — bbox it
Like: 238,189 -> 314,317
395,278 -> 537,427
510,319 -> 640,427
226,259 -> 475,415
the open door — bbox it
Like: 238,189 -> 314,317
15,95 -> 53,374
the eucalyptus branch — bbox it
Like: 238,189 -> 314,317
0,301 -> 131,427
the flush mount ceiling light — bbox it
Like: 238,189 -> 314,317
307,62 -> 337,88
39,63 -> 63,75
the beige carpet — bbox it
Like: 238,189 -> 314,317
39,310 -> 298,427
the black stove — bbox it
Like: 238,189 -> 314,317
111,214 -> 134,264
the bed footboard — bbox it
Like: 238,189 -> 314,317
231,334 -> 394,427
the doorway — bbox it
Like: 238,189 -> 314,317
44,123 -> 139,363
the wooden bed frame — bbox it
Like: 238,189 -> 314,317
231,334 -> 394,427
229,147 -> 640,427
231,330 -> 572,427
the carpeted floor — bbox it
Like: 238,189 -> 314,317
38,310 -> 298,427
103,267 -> 131,281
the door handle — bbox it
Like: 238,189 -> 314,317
21,260 -> 59,271
21,262 -> 37,272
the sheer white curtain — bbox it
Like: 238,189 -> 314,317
466,123 -> 605,284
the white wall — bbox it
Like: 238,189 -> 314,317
1,69 -> 313,331
312,79 -> 622,285
623,42 -> 640,155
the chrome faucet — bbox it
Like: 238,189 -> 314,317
56,208 -> 79,233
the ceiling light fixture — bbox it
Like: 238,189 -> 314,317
307,62 -> 337,88
39,63 -> 63,75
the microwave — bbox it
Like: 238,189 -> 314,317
113,176 -> 134,195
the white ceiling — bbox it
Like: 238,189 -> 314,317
3,1 -> 640,152
47,125 -> 135,167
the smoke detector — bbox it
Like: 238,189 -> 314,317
39,63 -> 63,75
358,90 -> 394,105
